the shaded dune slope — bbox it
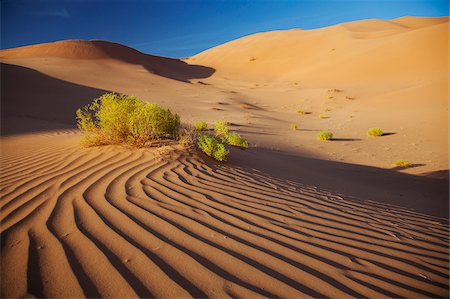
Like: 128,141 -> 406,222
0,40 -> 215,82
1,63 -> 110,135
1,132 -> 448,298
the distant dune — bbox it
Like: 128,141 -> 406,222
189,16 -> 448,83
1,16 -> 448,298
1,40 -> 215,82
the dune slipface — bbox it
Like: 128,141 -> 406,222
0,16 -> 449,298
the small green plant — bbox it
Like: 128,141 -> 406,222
290,123 -> 298,130
319,114 -> 327,119
214,120 -> 229,140
317,131 -> 333,141
194,121 -> 208,131
394,159 -> 412,167
227,132 -> 249,149
197,134 -> 229,161
367,128 -> 383,137
76,93 -> 180,147
297,109 -> 306,114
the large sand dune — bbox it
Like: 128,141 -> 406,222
1,16 -> 449,298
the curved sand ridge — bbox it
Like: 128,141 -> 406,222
0,40 -> 159,60
1,132 -> 449,298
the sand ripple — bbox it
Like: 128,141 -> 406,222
1,133 -> 448,298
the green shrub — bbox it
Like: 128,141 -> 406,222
367,128 -> 383,137
296,109 -> 306,114
197,134 -> 229,161
317,131 -> 333,141
227,132 -> 249,149
76,93 -> 180,147
195,121 -> 208,131
394,159 -> 412,167
214,120 -> 229,140
290,123 -> 298,130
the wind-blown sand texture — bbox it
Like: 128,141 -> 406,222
1,16 -> 449,298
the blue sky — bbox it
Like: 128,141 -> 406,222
1,0 -> 448,58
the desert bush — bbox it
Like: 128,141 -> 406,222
227,132 -> 249,149
290,123 -> 298,130
197,134 -> 229,161
194,121 -> 208,131
394,159 -> 412,167
317,131 -> 333,141
76,93 -> 180,147
367,128 -> 383,137
214,120 -> 229,140
296,109 -> 306,114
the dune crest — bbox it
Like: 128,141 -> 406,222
1,40 -> 157,60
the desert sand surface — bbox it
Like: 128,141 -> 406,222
1,16 -> 449,298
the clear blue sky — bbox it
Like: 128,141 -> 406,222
1,0 -> 448,58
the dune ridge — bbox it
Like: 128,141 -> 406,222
1,131 -> 449,298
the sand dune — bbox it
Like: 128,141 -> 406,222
189,17 -> 448,84
0,40 -> 214,82
1,16 -> 449,298
1,131 -> 448,298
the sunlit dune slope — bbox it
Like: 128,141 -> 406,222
189,16 -> 448,84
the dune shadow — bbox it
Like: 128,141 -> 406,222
91,41 -> 215,83
226,147 -> 449,219
1,63 -> 110,135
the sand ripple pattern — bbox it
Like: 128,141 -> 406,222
1,133 -> 449,298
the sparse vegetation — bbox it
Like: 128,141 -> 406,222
297,109 -> 306,114
76,93 -> 180,147
197,120 -> 249,161
227,132 -> 249,149
197,134 -> 229,161
319,114 -> 328,119
214,120 -> 229,140
394,159 -> 412,168
194,121 -> 208,131
367,128 -> 383,137
317,131 -> 333,141
290,123 -> 298,130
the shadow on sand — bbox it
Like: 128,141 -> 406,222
226,147 -> 449,219
1,63 -> 111,135
89,40 -> 215,83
